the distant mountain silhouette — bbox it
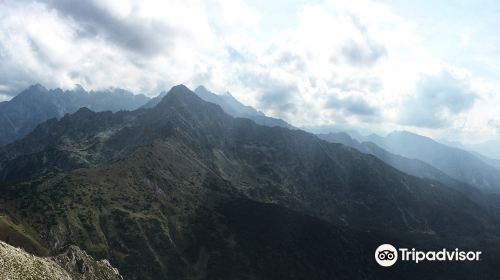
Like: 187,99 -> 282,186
363,131 -> 500,192
471,152 -> 500,171
318,132 -> 472,190
0,84 -> 150,146
467,140 -> 500,161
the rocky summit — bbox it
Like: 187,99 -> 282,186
0,240 -> 122,280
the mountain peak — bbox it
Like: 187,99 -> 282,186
70,107 -> 95,119
168,84 -> 192,95
11,84 -> 49,102
157,84 -> 205,108
28,83 -> 47,92
389,130 -> 416,136
194,85 -> 209,93
140,86 -> 192,110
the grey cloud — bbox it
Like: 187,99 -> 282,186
325,95 -> 378,117
338,16 -> 387,67
239,72 -> 298,114
260,86 -> 297,113
0,0 -> 188,97
400,70 -> 477,128
0,84 -> 15,98
330,77 -> 383,93
0,28 -> 37,96
44,0 -> 179,56
27,37 -> 65,69
0,48 -> 47,98
275,51 -> 307,73
341,40 -> 387,67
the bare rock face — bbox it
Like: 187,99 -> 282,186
52,245 -> 123,280
0,240 -> 122,280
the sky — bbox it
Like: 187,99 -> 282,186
0,0 -> 499,144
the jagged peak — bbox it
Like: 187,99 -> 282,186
158,84 -> 199,105
153,84 -> 229,119
10,84 -> 49,101
73,107 -> 95,116
169,84 -> 192,94
28,83 -> 47,91
194,85 -> 210,93
194,85 -> 220,99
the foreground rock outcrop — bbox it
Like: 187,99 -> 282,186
0,240 -> 122,280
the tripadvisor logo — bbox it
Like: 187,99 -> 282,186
375,244 -> 398,267
375,244 -> 482,267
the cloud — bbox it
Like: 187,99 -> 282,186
325,94 -> 379,120
0,0 -> 496,142
214,1 -> 408,125
400,70 -> 478,128
0,0 -> 249,96
339,16 -> 387,67
331,77 -> 383,93
340,39 -> 387,67
44,0 -> 180,57
488,119 -> 500,133
0,0 -> 398,108
238,69 -> 299,116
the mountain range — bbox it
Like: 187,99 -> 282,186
2,85 -> 500,279
317,132 -> 471,190
359,131 -> 500,192
0,84 -> 293,148
0,84 -> 149,146
467,140 -> 500,160
143,85 -> 293,129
